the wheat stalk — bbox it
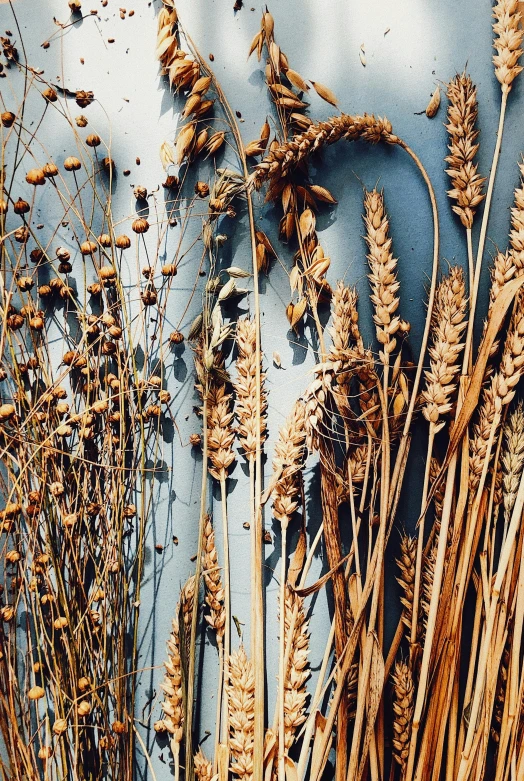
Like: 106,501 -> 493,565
396,534 -> 417,641
194,748 -> 213,781
391,660 -> 414,771
280,587 -> 310,755
501,402 -> 524,527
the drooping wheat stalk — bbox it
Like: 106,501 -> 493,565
501,402 -> 524,528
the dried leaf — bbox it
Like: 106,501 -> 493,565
311,81 -> 338,106
289,265 -> 301,294
425,85 -> 441,118
393,392 -> 406,418
226,266 -> 251,278
290,298 -> 307,328
299,208 -> 316,238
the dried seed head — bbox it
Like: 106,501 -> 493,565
64,156 -> 82,172
132,217 -> 149,234
86,133 -> 101,147
1,111 -> 16,127
43,162 -> 59,178
42,87 -> 58,102
28,685 -> 45,700
115,234 -> 131,249
26,168 -> 46,186
53,718 -> 68,736
493,0 -> 524,91
80,240 -> 97,255
14,197 -> 30,215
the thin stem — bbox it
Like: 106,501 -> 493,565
219,477 -> 231,746
278,522 -> 288,781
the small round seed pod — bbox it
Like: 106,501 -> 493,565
98,233 -> 112,247
49,278 -> 64,291
148,376 -> 162,388
14,197 -> 30,215
108,325 -> 122,339
112,721 -> 126,735
58,262 -> 72,274
28,685 -> 45,701
132,217 -> 149,234
56,424 -> 72,437
50,481 -> 64,497
38,746 -> 53,761
189,433 -> 201,446
53,617 -> 68,630
29,314 -> 45,330
69,0 -> 82,10
102,340 -> 116,355
56,401 -> 70,415
92,588 -> 105,601
0,199 -> 8,215
154,720 -> 167,733
1,111 -> 16,128
14,226 -> 29,244
42,87 -> 57,102
88,282 -> 102,295
59,285 -> 74,300
53,386 -> 67,400
161,263 -> 177,276
99,265 -> 116,281
7,313 -> 24,330
169,330 -> 184,345
142,266 -> 153,279
38,284 -> 52,297
147,404 -> 161,418
43,162 -> 59,178
26,169 -> 46,186
0,605 -> 15,621
159,390 -> 171,404
6,550 -> 21,563
86,133 -> 101,147
17,276 -> 34,291
30,249 -> 44,263
63,513 -> 77,528
77,701 -> 91,717
123,504 -> 136,518
141,289 -> 157,306
133,185 -> 147,200
115,234 -> 131,249
80,240 -> 97,255
75,114 -> 88,127
99,736 -> 112,750
102,156 -> 114,171
64,156 -> 82,172
75,91 -> 93,109
101,312 -> 116,327
53,719 -> 68,736
56,247 -> 70,260
195,181 -> 209,197
78,677 -> 91,691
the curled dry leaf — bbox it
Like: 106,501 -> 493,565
310,81 -> 338,106
425,86 -> 441,118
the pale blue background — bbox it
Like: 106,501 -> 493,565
1,0 -> 523,777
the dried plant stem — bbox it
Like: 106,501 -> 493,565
278,521 -> 288,781
411,424 -> 436,651
220,478 -> 231,747
463,90 -> 508,373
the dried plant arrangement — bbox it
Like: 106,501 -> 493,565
1,1 -> 524,780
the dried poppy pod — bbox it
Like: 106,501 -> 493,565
141,288 -> 157,306
64,156 -> 81,172
195,181 -> 209,197
77,676 -> 91,691
43,162 -> 59,178
77,701 -> 92,717
42,87 -> 57,102
161,263 -> 177,276
133,185 -> 147,200
28,685 -> 45,700
115,234 -> 131,249
53,719 -> 68,736
1,111 -> 15,128
26,168 -> 46,186
17,276 -> 34,291
169,330 -> 184,345
14,197 -> 30,215
132,217 -> 149,234
0,199 -> 8,215
86,133 -> 101,147
80,240 -> 97,255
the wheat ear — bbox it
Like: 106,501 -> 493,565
160,576 -> 195,781
228,645 -> 255,781
391,660 -> 414,771
501,401 -> 524,529
194,748 -> 213,781
202,515 -> 226,770
280,586 -> 310,753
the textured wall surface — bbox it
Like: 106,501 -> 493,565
1,0 -> 523,777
